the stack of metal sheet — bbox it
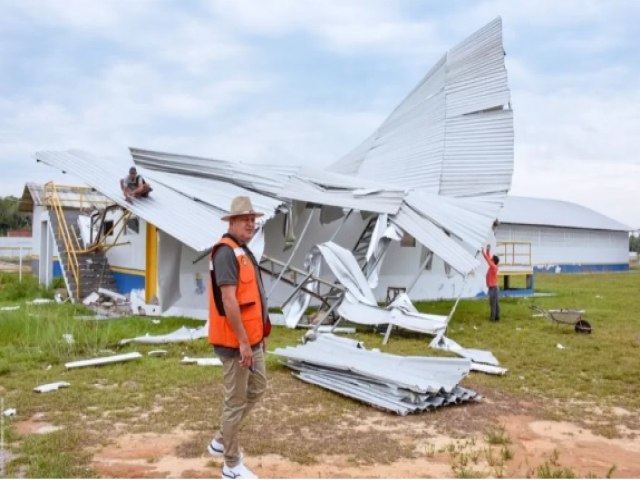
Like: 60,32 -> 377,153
272,334 -> 481,416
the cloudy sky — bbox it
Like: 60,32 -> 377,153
1,0 -> 638,228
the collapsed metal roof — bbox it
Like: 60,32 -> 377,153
34,17 -> 513,272
35,150 -> 226,252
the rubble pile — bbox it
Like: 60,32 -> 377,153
82,288 -> 133,316
272,334 -> 481,416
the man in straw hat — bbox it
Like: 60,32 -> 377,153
207,196 -> 271,479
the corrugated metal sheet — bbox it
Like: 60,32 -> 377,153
392,204 -> 481,274
35,150 -> 225,252
404,192 -> 502,249
272,334 -> 480,415
131,147 -> 296,196
143,169 -> 282,219
280,176 -> 404,215
329,16 -> 513,265
273,334 -> 470,393
499,196 -> 631,232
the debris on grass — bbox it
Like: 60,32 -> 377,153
273,333 -> 481,415
181,356 -> 222,366
119,325 -> 207,345
64,352 -> 143,369
34,381 -> 71,393
148,350 -> 168,357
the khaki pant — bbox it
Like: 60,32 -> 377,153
215,346 -> 267,467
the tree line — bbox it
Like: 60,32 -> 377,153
0,196 -> 31,236
630,234 -> 640,254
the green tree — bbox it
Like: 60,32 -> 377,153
0,196 -> 30,236
629,233 -> 640,253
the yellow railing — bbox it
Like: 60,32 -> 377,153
43,182 -> 134,298
44,182 -> 82,299
42,182 -> 112,210
496,241 -> 532,267
96,211 -> 130,253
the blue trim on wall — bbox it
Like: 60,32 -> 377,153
112,271 -> 145,293
534,263 -> 629,273
476,287 -> 535,298
53,260 -> 62,278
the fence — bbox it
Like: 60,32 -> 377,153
0,242 -> 34,282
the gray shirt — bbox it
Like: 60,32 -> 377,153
122,174 -> 145,190
212,243 -> 268,358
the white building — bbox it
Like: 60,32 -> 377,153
497,196 -> 631,274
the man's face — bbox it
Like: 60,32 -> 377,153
128,171 -> 137,181
228,214 -> 257,244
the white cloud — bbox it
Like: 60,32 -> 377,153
3,0 -> 154,32
1,0 -> 639,229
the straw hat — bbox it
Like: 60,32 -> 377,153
222,196 -> 264,221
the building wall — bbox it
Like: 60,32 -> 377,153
28,206 -> 62,278
497,223 -> 629,273
162,242 -> 209,320
88,209 -> 147,293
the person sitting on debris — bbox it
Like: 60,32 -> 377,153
207,195 -> 271,480
120,166 -> 152,201
482,244 -> 500,322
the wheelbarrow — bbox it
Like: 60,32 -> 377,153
529,305 -> 592,334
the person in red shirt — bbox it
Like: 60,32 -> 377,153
482,245 -> 500,321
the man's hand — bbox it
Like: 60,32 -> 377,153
239,341 -> 253,369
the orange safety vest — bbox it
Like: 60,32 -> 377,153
208,235 -> 265,348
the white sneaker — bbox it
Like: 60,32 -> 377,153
221,461 -> 258,479
208,438 -> 224,457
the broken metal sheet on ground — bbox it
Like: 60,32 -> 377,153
64,352 -> 143,369
97,288 -> 126,302
82,292 -> 100,305
272,334 -> 480,415
148,350 -> 167,357
34,381 -> 70,393
181,356 -> 222,366
311,244 -> 502,369
118,325 -> 208,345
0,306 -> 20,311
429,335 -> 507,375
74,314 -> 113,321
27,298 -> 53,305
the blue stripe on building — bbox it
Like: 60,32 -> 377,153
534,264 -> 629,273
112,271 -> 145,293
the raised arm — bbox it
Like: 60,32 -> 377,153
482,245 -> 492,264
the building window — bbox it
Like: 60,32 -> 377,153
126,217 -> 139,235
421,248 -> 433,270
400,233 -> 416,247
103,220 -> 114,237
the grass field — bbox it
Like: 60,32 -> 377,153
1,270 -> 639,477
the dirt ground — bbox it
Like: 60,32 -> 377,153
15,396 -> 640,478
